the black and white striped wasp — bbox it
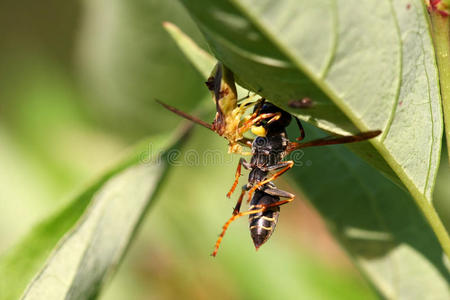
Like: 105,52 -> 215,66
157,63 -> 381,256
211,101 -> 380,256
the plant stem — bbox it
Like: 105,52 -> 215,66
429,9 -> 450,162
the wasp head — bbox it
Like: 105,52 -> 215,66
251,102 -> 291,136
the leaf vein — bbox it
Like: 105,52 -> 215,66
319,0 -> 338,79
380,0 -> 403,143
421,28 -> 435,198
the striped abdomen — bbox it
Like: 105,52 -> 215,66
248,189 -> 280,250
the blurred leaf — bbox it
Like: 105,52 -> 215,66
0,129 -> 191,300
163,22 -> 248,97
163,14 -> 450,299
78,0 -> 208,139
177,0 -> 450,263
0,57 -> 129,256
163,22 -> 216,78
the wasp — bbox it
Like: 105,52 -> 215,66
211,102 -> 381,256
157,63 -> 279,154
158,63 -> 381,256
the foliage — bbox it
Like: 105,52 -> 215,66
1,1 -> 449,299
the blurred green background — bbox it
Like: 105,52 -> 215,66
1,0 -> 449,299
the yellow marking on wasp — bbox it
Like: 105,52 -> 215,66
267,113 -> 281,124
250,225 -> 273,231
251,125 -> 266,137
261,216 -> 275,222
241,151 -> 253,156
249,215 -> 275,222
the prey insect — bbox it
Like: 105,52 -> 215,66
157,63 -> 280,154
212,102 -> 381,256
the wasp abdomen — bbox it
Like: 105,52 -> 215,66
249,189 -> 280,250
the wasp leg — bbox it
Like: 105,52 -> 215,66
237,97 -> 263,115
238,97 -> 264,115
214,185 -> 247,257
250,195 -> 294,211
286,130 -> 382,154
227,159 -> 251,198
235,98 -> 265,135
237,137 -> 254,150
247,161 -> 294,203
238,112 -> 282,135
211,191 -> 294,257
237,88 -> 263,104
212,205 -> 264,257
238,92 -> 251,102
232,184 -> 250,215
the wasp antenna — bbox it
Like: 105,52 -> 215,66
155,99 -> 214,131
289,129 -> 382,151
294,117 -> 305,141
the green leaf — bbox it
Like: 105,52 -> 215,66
77,0 -> 206,137
177,0 -> 450,260
163,16 -> 450,299
163,22 -> 216,78
288,124 -> 450,299
163,21 -> 249,97
0,129 -> 191,300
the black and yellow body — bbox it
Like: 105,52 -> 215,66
247,102 -> 292,186
221,103 -> 298,252
249,188 -> 280,249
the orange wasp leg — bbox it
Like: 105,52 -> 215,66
238,112 -> 282,135
211,196 -> 294,257
226,158 -> 252,198
232,187 -> 248,215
